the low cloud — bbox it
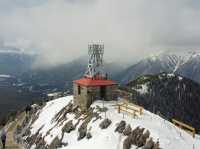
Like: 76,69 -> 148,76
0,0 -> 200,67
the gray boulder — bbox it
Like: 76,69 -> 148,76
123,126 -> 141,149
86,132 -> 92,139
49,137 -> 62,149
62,120 -> 75,133
78,122 -> 87,141
60,142 -> 68,147
99,118 -> 112,129
137,130 -> 150,147
123,124 -> 132,136
37,137 -> 48,149
142,138 -> 155,149
115,120 -> 126,133
124,126 -> 145,146
153,141 -> 160,149
143,130 -> 150,139
78,127 -> 87,140
135,128 -> 145,145
123,137 -> 132,149
128,126 -> 141,144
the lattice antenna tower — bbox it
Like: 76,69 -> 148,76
85,44 -> 104,79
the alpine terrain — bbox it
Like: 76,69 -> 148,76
13,96 -> 200,149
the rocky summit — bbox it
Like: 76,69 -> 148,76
13,96 -> 200,149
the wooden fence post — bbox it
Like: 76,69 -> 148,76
118,105 -> 120,113
139,108 -> 142,115
133,111 -> 135,118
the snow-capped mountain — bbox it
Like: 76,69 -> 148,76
176,52 -> 200,84
16,96 -> 200,149
117,51 -> 200,84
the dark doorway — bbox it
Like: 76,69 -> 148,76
100,86 -> 106,99
78,85 -> 81,95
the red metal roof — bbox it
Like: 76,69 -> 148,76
73,77 -> 117,87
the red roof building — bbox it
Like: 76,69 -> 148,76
73,77 -> 117,87
73,77 -> 118,111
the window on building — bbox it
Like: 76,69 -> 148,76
78,85 -> 81,95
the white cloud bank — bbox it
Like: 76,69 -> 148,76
0,0 -> 200,67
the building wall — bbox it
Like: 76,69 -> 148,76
73,83 -> 117,111
105,85 -> 118,101
73,84 -> 88,111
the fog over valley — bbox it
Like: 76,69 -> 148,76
1,0 -> 200,67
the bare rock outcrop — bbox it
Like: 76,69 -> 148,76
99,118 -> 112,129
137,130 -> 150,147
142,138 -> 155,149
123,124 -> 132,136
49,137 -> 62,149
115,120 -> 126,133
86,132 -> 92,139
122,126 -> 159,149
123,136 -> 132,149
153,140 -> 161,149
62,120 -> 75,133
78,126 -> 87,140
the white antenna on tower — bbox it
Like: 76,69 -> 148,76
85,44 -> 105,79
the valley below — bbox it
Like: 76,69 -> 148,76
0,75 -> 57,125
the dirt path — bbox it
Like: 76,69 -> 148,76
5,112 -> 26,149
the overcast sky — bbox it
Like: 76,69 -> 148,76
0,0 -> 200,67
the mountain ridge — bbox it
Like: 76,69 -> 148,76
117,51 -> 200,84
126,72 -> 200,133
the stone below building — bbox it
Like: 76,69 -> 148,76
73,77 -> 117,111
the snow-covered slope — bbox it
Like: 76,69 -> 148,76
23,96 -> 200,149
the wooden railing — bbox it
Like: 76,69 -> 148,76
117,100 -> 144,118
172,119 -> 196,138
123,100 -> 143,115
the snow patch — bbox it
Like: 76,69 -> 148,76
133,84 -> 148,94
31,96 -> 73,144
178,76 -> 183,81
167,73 -> 175,78
0,74 -> 11,78
149,55 -> 158,62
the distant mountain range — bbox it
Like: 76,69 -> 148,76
1,47 -> 200,87
117,51 -> 200,84
1,47 -> 200,88
126,72 -> 200,133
